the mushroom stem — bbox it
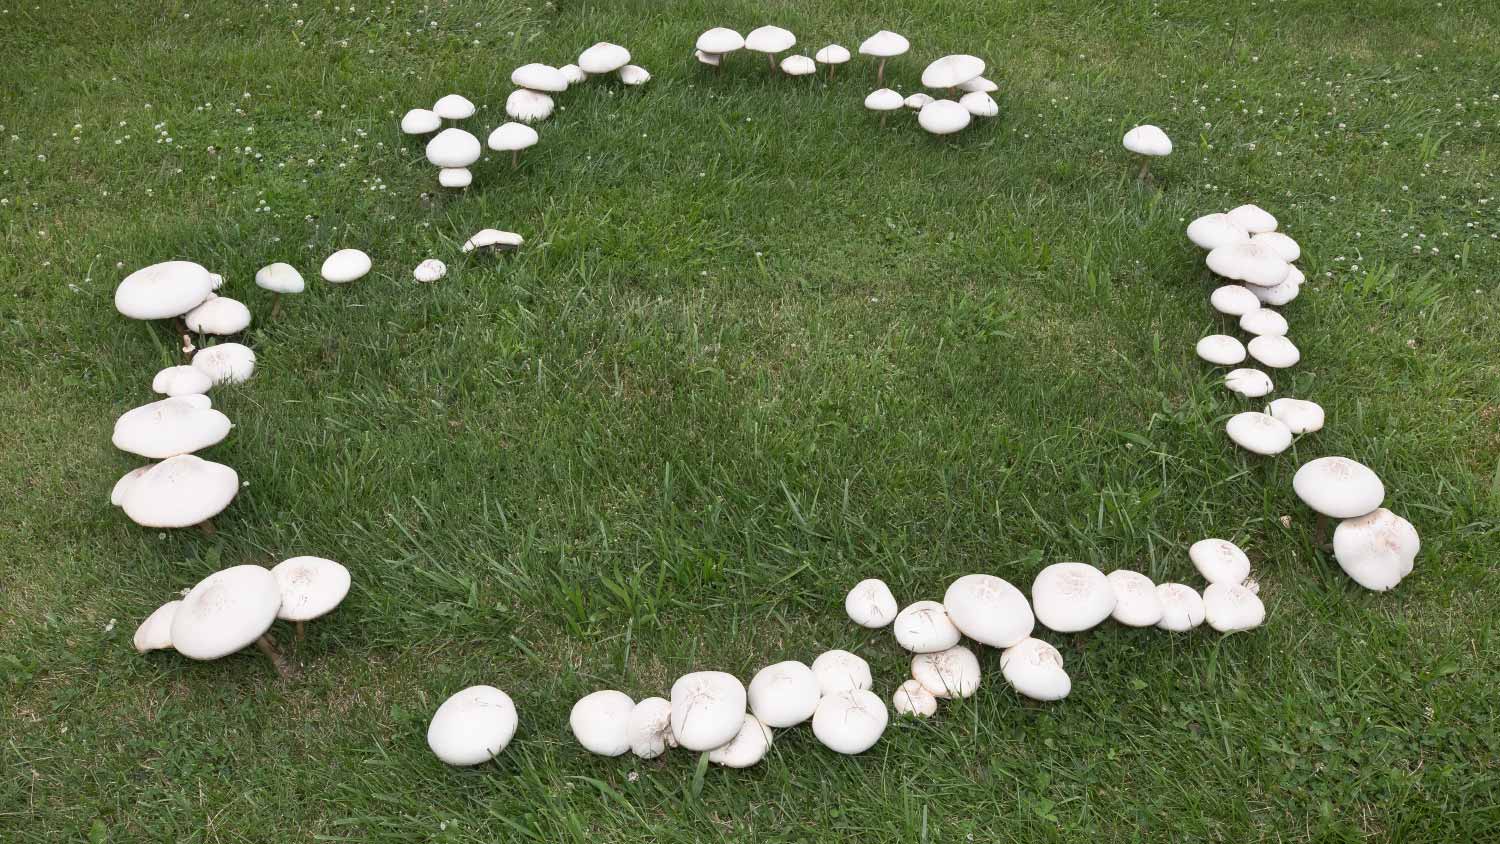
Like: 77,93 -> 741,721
880,112 -> 888,129
767,53 -> 777,73
877,58 -> 886,85
198,517 -> 217,537
828,64 -> 835,82
255,635 -> 293,679
295,620 -> 306,641
1313,513 -> 1331,551
270,292 -> 283,321
1137,157 -> 1152,183
511,149 -> 519,170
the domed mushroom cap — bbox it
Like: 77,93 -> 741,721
708,714 -> 773,768
1106,570 -> 1163,627
1203,582 -> 1266,632
413,258 -> 447,283
427,685 -> 518,766
1210,285 -> 1261,316
892,679 -> 937,717
942,573 -> 1033,648
425,128 -> 481,168
918,100 -> 972,134
627,696 -> 676,759
1267,398 -> 1324,434
1252,231 -> 1300,262
1333,508 -> 1419,591
745,25 -> 796,54
911,645 -> 981,699
578,42 -> 631,74
1189,539 -> 1251,585
169,565 -> 280,660
487,122 -> 538,152
959,91 -> 999,117
559,64 -> 588,84
1123,124 -> 1172,156
115,261 -> 215,320
618,65 -> 651,86
1186,213 -> 1250,250
1155,583 -> 1206,631
858,30 -> 909,58
1224,368 -> 1273,398
191,342 -> 256,385
811,649 -> 872,695
505,89 -> 555,123
1239,308 -> 1288,336
112,395 -> 231,459
696,27 -> 745,54
694,49 -> 721,66
1031,562 -> 1116,633
320,248 -> 372,283
748,660 -> 820,727
120,454 -> 238,528
1226,411 -> 1293,456
959,76 -> 999,93
133,600 -> 181,653
432,94 -> 476,120
921,55 -> 985,89
400,108 -> 441,135
511,63 -> 567,92
812,689 -> 888,754
844,578 -> 898,628
184,295 -> 251,335
864,88 -> 904,112
1226,203 -> 1277,233
270,556 -> 351,622
1207,241 -> 1291,288
152,364 -> 213,397
999,637 -> 1071,701
462,229 -> 524,253
438,168 -> 473,189
1196,334 -> 1247,366
254,262 -> 305,294
111,464 -> 154,506
815,44 -> 850,64
670,671 -> 746,751
892,600 -> 961,653
904,92 -> 934,110
1248,334 -> 1300,369
570,690 -> 635,756
780,55 -> 816,76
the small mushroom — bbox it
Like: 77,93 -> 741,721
1239,308 -> 1288,336
432,94 -> 476,120
1224,368 -> 1273,398
320,248 -> 372,284
1189,539 -> 1251,585
892,679 -> 937,718
1196,334 -> 1247,365
1252,265 -> 1303,305
570,690 -> 635,756
559,64 -> 588,85
959,76 -> 999,93
413,259 -> 447,283
505,89 -> 555,123
112,395 -> 231,459
1106,570 -> 1164,627
910,645 -> 981,699
1332,508 -> 1419,591
1031,562 -> 1116,632
863,88 -> 903,127
695,28 -> 744,71
1225,203 -> 1278,233
1225,411 -> 1293,456
942,573 -> 1034,648
438,168 -> 472,189
694,49 -> 721,67
1122,124 -> 1172,181
183,295 -> 251,336
745,25 -> 796,73
487,122 -> 539,169
811,649 -> 872,695
707,714 -> 773,768
903,92 -> 934,111
748,660 -> 821,727
892,600 -> 961,653
1267,398 -> 1324,434
627,696 -> 676,759
1247,334 -> 1300,369
1207,240 -> 1291,287
115,260 -> 215,321
812,689 -> 888,754
959,91 -> 999,118
151,365 -> 213,397
857,30 -> 909,85
814,44 -> 850,79
427,685 -> 519,766
133,600 -> 181,653
618,65 -> 651,86
270,555 -> 350,640
1293,456 -> 1385,549
1155,583 -> 1206,631
191,342 -> 256,385
170,564 -> 289,676
254,262 -> 304,319
1186,213 -> 1250,250
1210,285 -> 1260,316
669,671 -> 746,751
578,42 -> 631,75
462,229 -> 524,253
1202,582 -> 1266,632
844,578 -> 898,628
426,127 -> 481,170
400,108 -> 442,135
921,54 -> 985,92
999,638 -> 1071,701
511,63 -> 568,93
917,100 -> 971,135
779,55 -> 816,77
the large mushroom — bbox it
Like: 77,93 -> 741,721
115,261 -> 215,322
170,564 -> 290,677
942,573 -> 1034,648
892,600 -> 960,652
745,25 -> 796,73
694,28 -> 744,71
118,454 -> 238,533
578,42 -> 631,76
427,685 -> 519,766
320,248 -> 372,284
812,689 -> 888,754
857,30 -> 909,85
918,100 -> 972,135
112,395 -> 231,459
1293,456 -> 1385,545
921,55 -> 985,93
1332,508 -> 1419,591
1031,563 -> 1116,632
270,555 -> 350,640
669,671 -> 746,752
570,690 -> 635,756
748,660 -> 820,727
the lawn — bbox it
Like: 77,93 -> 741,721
2,0 -> 1498,841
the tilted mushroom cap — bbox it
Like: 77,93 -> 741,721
1267,398 -> 1324,434
708,714 -> 773,768
815,44 -> 850,64
427,685 -> 519,765
1196,334 -> 1246,365
999,637 -> 1071,701
121,454 -> 238,528
320,248 -> 372,283
942,573 -> 1034,648
959,91 -> 999,117
1224,368 -> 1273,398
627,696 -> 676,759
112,395 -> 231,459
400,108 -> 441,134
1186,213 -> 1250,250
487,122 -> 538,152
1211,285 -> 1261,316
1333,508 -> 1419,591
111,464 -> 154,506
892,679 -> 937,717
811,649 -> 872,695
511,63 -> 568,92
921,55 -> 985,89
1226,411 -> 1293,455
1202,582 -> 1266,632
694,49 -> 721,66
745,25 -> 796,54
432,94 -> 476,120
559,64 -> 588,85
748,660 -> 821,727
1248,334 -> 1300,369
1252,264 -> 1303,305
578,42 -> 631,74
1106,570 -> 1164,627
505,89 -> 555,123
1293,456 -> 1384,518
959,76 -> 999,93
864,88 -> 904,112
152,364 -> 213,397
169,565 -> 280,660
1252,231 -> 1300,262
812,689 -> 888,754
1031,562 -> 1116,632
911,645 -> 981,699
462,229 -> 524,253
1155,583 -> 1206,631
1189,539 -> 1251,585
191,342 -> 256,385
115,261 -> 215,320
438,167 -> 473,188
270,556 -> 351,622
696,27 -> 745,54
844,578 -> 898,628
779,55 -> 816,76
918,100 -> 972,135
670,671 -> 747,751
254,262 -> 305,294
1207,241 -> 1291,287
413,259 -> 447,283
858,30 -> 909,58
892,600 -> 961,652
570,690 -> 635,756
425,128 -> 481,167
618,65 -> 651,86
1226,203 -> 1277,233
1239,308 -> 1288,336
1123,124 -> 1172,156
184,295 -> 251,335
904,92 -> 934,110
133,600 -> 181,653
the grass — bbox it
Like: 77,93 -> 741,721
2,0 -> 1498,840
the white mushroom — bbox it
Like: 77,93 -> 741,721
432,94 -> 476,120
1155,583 -> 1206,631
669,671 -> 746,752
744,25 -> 796,72
1106,570 -> 1163,627
1247,334 -> 1300,369
191,342 -> 256,385
618,65 -> 651,86
1332,508 -> 1419,591
400,108 -> 441,134
487,122 -> 539,168
114,261 -> 215,320
627,696 -> 676,759
1189,539 -> 1251,585
1196,334 -> 1246,366
578,42 -> 631,75
413,259 -> 447,283
844,578 -> 898,628
747,660 -> 820,727
911,645 -> 981,699
779,55 -> 815,77
959,91 -> 999,118
270,555 -> 351,638
903,92 -> 934,111
921,54 -> 985,91
320,248 -> 372,284
1207,240 -> 1291,287
918,100 -> 971,135
1202,582 -> 1266,632
1252,231 -> 1300,262
462,229 -> 524,253
1225,411 -> 1293,456
694,49 -> 721,67
254,262 -> 304,318
999,638 -> 1071,701
570,690 -> 635,756
814,44 -> 850,79
1186,213 -> 1250,250
857,30 -> 909,84
812,689 -> 888,754
1122,124 -> 1172,180
1224,368 -> 1273,398
893,679 -> 938,717
811,649 -> 872,695
151,365 -> 213,397
1031,562 -> 1116,632
1267,398 -> 1324,434
133,600 -> 181,653
170,564 -> 288,675
511,63 -> 567,93
1251,266 -> 1303,305
119,454 -> 239,530
864,88 -> 903,127
112,395 -> 231,459
1239,308 -> 1288,336
438,168 -> 472,189
184,295 -> 251,335
1225,203 -> 1277,233
559,64 -> 588,85
111,464 -> 153,507
892,600 -> 961,653
1210,285 -> 1261,316
425,128 -> 481,168
707,714 -> 773,768
427,685 -> 519,766
695,28 -> 745,60
505,89 -> 555,123
959,76 -> 999,93
942,573 -> 1034,648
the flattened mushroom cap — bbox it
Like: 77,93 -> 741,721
911,645 -> 981,699
152,364 -> 213,397
427,685 -> 519,765
922,54 -> 985,89
184,295 -> 252,335
858,30 -> 909,58
1226,203 -> 1277,233
570,690 -> 635,756
670,671 -> 746,751
1195,334 -> 1246,365
1206,241 -> 1291,287
1031,562 -> 1116,632
425,128 -> 481,168
1239,308 -> 1288,336
432,94 -> 476,120
844,578 -> 898,628
708,714 -> 773,768
1333,508 -> 1419,591
578,42 -> 631,74
918,99 -> 972,134
400,108 -> 441,134
1267,398 -> 1324,433
999,637 -> 1071,701
112,395 -> 232,459
1186,213 -> 1250,250
169,565 -> 280,660
115,261 -> 215,320
111,464 -> 154,506
745,25 -> 796,54
254,262 -> 305,294
812,689 -> 888,754
696,27 -> 745,53
1189,539 -> 1251,585
1224,368 -> 1273,398
1226,411 -> 1293,455
191,342 -> 256,385
1293,456 -> 1384,518
270,556 -> 351,621
133,600 -> 182,653
1203,582 -> 1266,632
892,600 -> 961,652
1210,285 -> 1260,316
1155,583 -> 1206,631
942,573 -> 1033,648
959,91 -> 999,117
1247,334 -> 1300,368
864,88 -> 903,111
627,696 -> 676,759
748,660 -> 821,727
811,649 -> 872,695
892,679 -> 937,717
462,229 -> 524,252
1106,570 -> 1163,627
1123,124 -> 1173,155
487,122 -> 538,151
121,454 -> 238,528
511,63 -> 568,92
320,248 -> 373,283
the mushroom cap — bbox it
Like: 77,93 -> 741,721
812,689 -> 888,754
505,89 -> 555,123
487,121 -> 538,151
169,564 -> 280,660
918,100 -> 972,134
511,62 -> 568,92
111,464 -> 154,506
191,342 -> 256,385
151,364 -> 213,397
779,55 -> 816,76
960,76 -> 999,93
1226,411 -> 1293,455
1247,334 -> 1300,369
903,92 -> 934,110
1293,456 -> 1384,518
1186,213 -> 1250,250
942,573 -> 1034,648
844,578 -> 898,628
922,54 -> 986,89
112,395 -> 231,459
425,127 -> 481,167
627,696 -> 676,759
999,637 -> 1071,701
811,649 -> 872,695
858,30 -> 910,58
1226,203 -> 1278,233
438,167 -> 473,188
1195,334 -> 1247,366
1239,308 -> 1288,336
911,645 -> 981,699
133,600 -> 181,653
1190,539 -> 1252,585
815,44 -> 850,64
696,27 -> 745,54
320,248 -> 373,283
270,556 -> 351,622
1209,285 -> 1259,317
1224,368 -> 1274,398
1106,570 -> 1164,627
1333,508 -> 1419,591
892,600 -> 961,652
559,64 -> 588,84
184,295 -> 252,335
254,262 -> 305,294
570,690 -> 635,756
400,108 -> 442,134
413,258 -> 447,283
1251,277 -> 1301,306
1267,398 -> 1324,434
462,229 -> 524,252
1031,562 -> 1116,632
1202,582 -> 1266,632
708,714 -> 773,768
207,271 -> 226,291
748,660 -> 821,727
1206,241 -> 1291,287
1122,124 -> 1173,156
618,65 -> 651,86
670,671 -> 747,751
427,685 -> 519,766
121,454 -> 239,528
1155,583 -> 1206,631
1252,231 -> 1300,262
694,49 -> 722,66
578,42 -> 631,74
892,679 -> 938,717
864,88 -> 904,111
115,261 -> 215,320
959,91 -> 999,117
745,25 -> 796,54
432,94 -> 476,120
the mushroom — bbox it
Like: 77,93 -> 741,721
844,578 -> 898,628
707,715 -> 773,768
426,127 -> 481,171
462,229 -> 524,254
270,555 -> 350,639
959,76 -> 999,93
1031,562 -> 1116,632
427,685 -> 519,766
191,342 -> 256,385
1202,582 -> 1266,632
942,573 -> 1034,648
1122,124 -> 1172,181
1247,334 -> 1300,369
1293,456 -> 1385,545
170,564 -> 290,676
695,28 -> 744,71
779,55 -> 816,77
1252,231 -> 1300,262
669,671 -> 746,751
863,88 -> 903,128
487,122 -> 539,169
1332,508 -> 1419,591
911,645 -> 981,699
1239,308 -> 1288,336
119,454 -> 238,533
1210,285 -> 1260,316
1195,334 -> 1246,365
151,365 -> 213,397
857,30 -> 909,85
432,94 -> 476,120
1267,398 -> 1324,434
998,637 -> 1071,701
745,25 -> 796,73
618,65 -> 651,86
570,690 -> 635,756
748,660 -> 821,727
254,262 -> 304,319
921,55 -> 985,93
559,64 -> 588,85
694,49 -> 721,67
578,42 -> 631,76
1224,368 -> 1273,398
505,89 -> 555,123
1186,213 -> 1250,250
1106,570 -> 1164,627
917,100 -> 972,135
114,261 -> 216,327
814,44 -> 850,79
511,63 -> 568,93
400,108 -> 441,135
1225,411 -> 1293,456
1155,583 -> 1206,631
1225,203 -> 1277,233
959,91 -> 999,118
111,465 -> 154,506
904,92 -> 934,111
1251,265 -> 1303,305
892,679 -> 937,718
1206,240 -> 1291,287
1189,538 -> 1251,585
438,168 -> 472,189
133,600 -> 181,653
413,259 -> 447,283
627,696 -> 676,759
112,395 -> 231,459
320,248 -> 372,284
183,295 -> 251,336
811,649 -> 872,695
892,600 -> 961,652
812,689 -> 888,754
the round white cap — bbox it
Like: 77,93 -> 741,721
432,94 -> 476,120
627,696 -> 676,759
917,99 -> 972,134
1031,562 -> 1116,632
858,30 -> 909,58
844,578 -> 898,628
1226,411 -> 1293,455
271,556 -> 351,622
570,690 -> 635,756
254,262 -> 305,294
112,395 -> 231,459
1203,582 -> 1266,632
320,248 -> 372,283
670,671 -> 746,751
115,261 -> 215,320
191,342 -> 256,385
999,638 -> 1071,701
1123,124 -> 1173,156
748,660 -> 820,727
1189,539 -> 1251,585
427,685 -> 518,765
892,600 -> 961,652
1106,570 -> 1164,627
812,689 -> 888,754
811,649 -> 872,695
1333,508 -> 1419,591
745,25 -> 796,54
911,645 -> 981,699
696,27 -> 745,53
169,564 -> 281,660
921,54 -> 985,89
1293,456 -> 1384,519
578,42 -> 631,74
505,89 -> 555,123
707,714 -> 772,768
943,573 -> 1034,648
425,128 -> 481,168
121,454 -> 239,528
893,679 -> 937,717
400,108 -> 441,135
1155,583 -> 1206,631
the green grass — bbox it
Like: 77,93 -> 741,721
3,0 -> 1499,840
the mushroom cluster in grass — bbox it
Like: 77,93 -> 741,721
320,248 -> 372,284
270,555 -> 350,639
170,564 -> 291,677
1122,124 -> 1172,181
745,25 -> 796,73
858,30 -> 909,84
428,685 -> 518,766
1031,562 -> 1116,633
571,690 -> 635,756
1291,455 -> 1407,567
112,395 -> 231,459
254,262 -> 304,318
